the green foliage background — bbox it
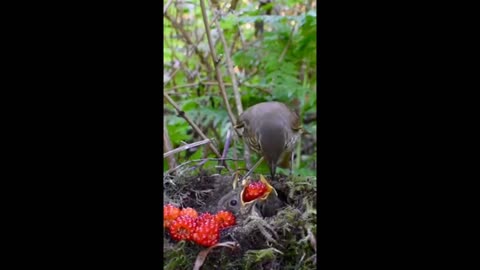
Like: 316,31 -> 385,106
164,0 -> 316,177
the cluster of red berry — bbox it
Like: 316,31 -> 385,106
164,204 -> 236,247
242,181 -> 269,203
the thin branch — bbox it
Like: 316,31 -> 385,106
198,0 -> 238,128
163,119 -> 178,170
213,16 -> 243,116
229,0 -> 241,11
163,0 -> 174,15
163,92 -> 224,160
163,138 -> 212,158
165,158 -> 243,175
164,82 -> 200,92
243,83 -> 272,95
164,13 -> 213,74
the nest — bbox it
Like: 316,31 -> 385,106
164,169 -> 317,270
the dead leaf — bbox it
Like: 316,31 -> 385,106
193,241 -> 239,270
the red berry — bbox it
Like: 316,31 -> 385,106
164,204 -> 181,228
196,212 -> 215,224
215,210 -> 236,229
168,215 -> 196,241
179,207 -> 198,219
242,181 -> 268,202
192,217 -> 220,247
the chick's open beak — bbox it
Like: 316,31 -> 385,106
258,174 -> 278,200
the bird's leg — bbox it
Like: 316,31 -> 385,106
242,156 -> 264,181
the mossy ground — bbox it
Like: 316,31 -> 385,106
164,170 -> 317,270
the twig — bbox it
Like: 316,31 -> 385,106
164,82 -> 200,92
198,0 -> 238,128
229,0 -> 240,11
203,3 -> 250,172
165,158 -> 243,175
243,83 -> 272,95
202,81 -> 271,95
164,13 -> 213,74
163,0 -> 174,15
220,128 -> 233,169
240,68 -> 259,84
163,92 -> 224,160
163,138 -> 212,158
213,16 -> 243,116
209,122 -> 222,146
163,119 -> 178,170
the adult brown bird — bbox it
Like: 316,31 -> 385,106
235,101 -> 302,181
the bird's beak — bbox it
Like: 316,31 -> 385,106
240,175 -> 278,207
240,177 -> 254,207
270,161 -> 277,181
258,174 -> 277,200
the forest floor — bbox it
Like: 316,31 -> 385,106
164,170 -> 317,270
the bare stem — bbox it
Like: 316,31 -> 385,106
164,13 -> 213,74
163,138 -> 212,158
198,0 -> 238,128
163,0 -> 174,15
163,119 -> 177,170
165,158 -> 243,175
163,92 -> 224,161
213,17 -> 243,116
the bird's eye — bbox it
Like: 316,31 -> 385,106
229,199 -> 237,206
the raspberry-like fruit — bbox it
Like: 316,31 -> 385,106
179,207 -> 198,219
164,204 -> 181,228
196,212 -> 215,224
215,210 -> 236,229
192,217 -> 220,247
168,215 -> 196,241
242,181 -> 268,202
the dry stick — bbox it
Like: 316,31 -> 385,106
163,119 -> 178,170
196,13 -> 221,45
213,18 -> 243,116
163,93 -> 225,162
212,16 -> 251,171
202,2 -> 253,172
164,82 -> 200,92
163,0 -> 174,15
198,0 -> 237,129
164,13 -> 213,75
228,0 -> 245,54
165,158 -> 243,175
219,128 -> 234,170
203,81 -> 271,95
163,138 -> 212,159
243,83 -> 272,95
229,0 -> 240,11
